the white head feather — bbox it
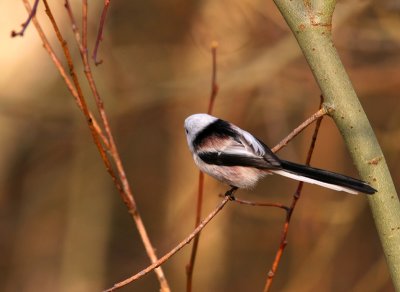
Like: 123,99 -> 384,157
184,114 -> 217,150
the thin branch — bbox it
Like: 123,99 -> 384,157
271,107 -> 326,153
230,197 -> 290,211
264,99 -> 324,292
23,0 -> 77,102
21,0 -> 109,149
186,42 -> 219,292
64,0 -> 81,46
207,41 -> 219,115
82,0 -> 88,52
62,1 -> 109,148
185,171 -> 204,292
11,0 -> 39,37
62,1 -> 170,289
103,188 -> 237,292
92,0 -> 112,65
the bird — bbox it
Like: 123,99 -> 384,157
184,113 -> 376,195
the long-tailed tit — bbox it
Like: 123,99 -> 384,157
184,113 -> 376,195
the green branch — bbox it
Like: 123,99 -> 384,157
273,0 -> 400,289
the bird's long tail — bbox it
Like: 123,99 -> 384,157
271,160 -> 376,195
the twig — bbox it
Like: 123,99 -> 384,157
11,0 -> 39,37
207,41 -> 219,115
185,171 -> 204,292
64,0 -> 81,45
186,42 -> 219,292
271,107 -> 326,153
92,0 -> 112,65
103,187 -> 237,292
82,0 -> 88,51
230,197 -> 290,211
263,99 -> 324,292
62,1 -> 170,289
21,0 -> 109,149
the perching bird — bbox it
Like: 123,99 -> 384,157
184,113 -> 376,195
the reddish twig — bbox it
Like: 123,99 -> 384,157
230,197 -> 290,211
263,99 -> 325,292
11,0 -> 39,37
82,0 -> 88,51
103,188 -> 237,292
21,0 -> 109,149
207,41 -> 219,115
92,0 -> 112,65
61,1 -> 170,289
64,0 -> 81,45
185,171 -> 204,292
185,42 -> 219,292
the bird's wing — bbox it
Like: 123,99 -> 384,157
199,126 -> 281,169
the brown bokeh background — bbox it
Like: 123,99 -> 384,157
1,1 -> 399,291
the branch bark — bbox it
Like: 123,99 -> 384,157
273,0 -> 400,289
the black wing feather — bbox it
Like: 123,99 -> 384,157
198,152 -> 281,169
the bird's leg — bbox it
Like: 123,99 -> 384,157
225,186 -> 238,200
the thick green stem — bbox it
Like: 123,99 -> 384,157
274,0 -> 400,290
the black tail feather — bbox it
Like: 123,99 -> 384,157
280,160 -> 376,195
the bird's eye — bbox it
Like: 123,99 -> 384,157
185,128 -> 189,134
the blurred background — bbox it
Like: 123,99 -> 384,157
1,0 -> 399,291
